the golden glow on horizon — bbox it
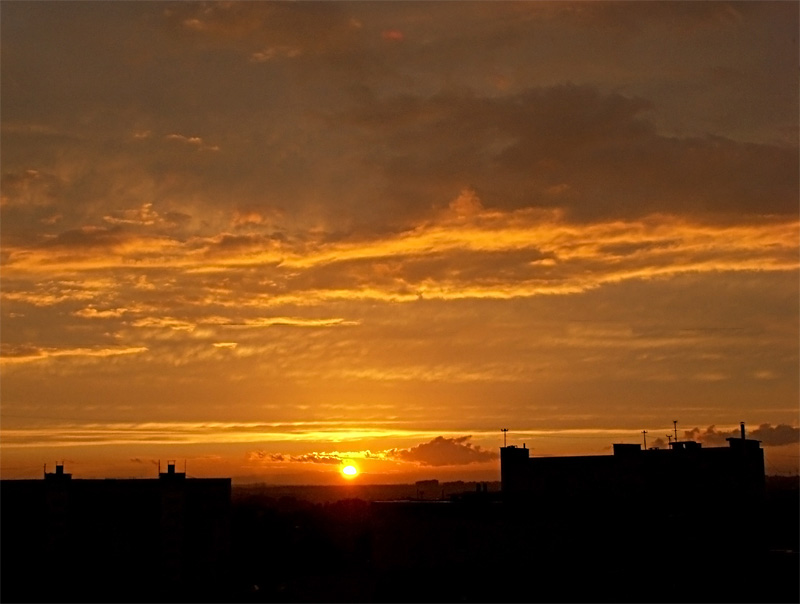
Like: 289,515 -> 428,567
0,421 -> 760,449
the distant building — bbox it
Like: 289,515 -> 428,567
414,479 -> 440,500
497,423 -> 768,592
369,423 -> 770,602
1,462 -> 231,602
501,422 -> 765,509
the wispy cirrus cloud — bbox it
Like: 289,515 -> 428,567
0,344 -> 148,364
72,307 -> 129,319
103,203 -> 191,228
1,422 -> 437,448
4,198 -> 796,304
218,317 -> 360,328
127,315 -> 358,332
0,422 -> 653,449
164,133 -> 219,152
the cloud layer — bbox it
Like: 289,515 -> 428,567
683,424 -> 800,447
1,2 -> 797,479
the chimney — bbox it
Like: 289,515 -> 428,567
55,463 -> 64,476
740,422 -> 746,440
167,461 -> 175,474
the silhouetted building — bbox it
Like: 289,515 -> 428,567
369,424 -> 775,602
414,479 -> 440,500
501,423 -> 765,509
1,462 -> 231,602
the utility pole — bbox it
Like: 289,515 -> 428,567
642,430 -> 648,449
501,428 -> 509,447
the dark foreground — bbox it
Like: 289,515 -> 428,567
2,477 -> 797,603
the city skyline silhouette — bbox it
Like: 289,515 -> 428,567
1,2 -> 798,601
2,430 -> 797,602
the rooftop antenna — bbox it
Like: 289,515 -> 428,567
501,428 -> 509,447
673,420 -> 678,443
667,434 -> 673,446
642,430 -> 648,449
43,463 -> 47,478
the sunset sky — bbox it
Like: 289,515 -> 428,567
2,1 -> 798,483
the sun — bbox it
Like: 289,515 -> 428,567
341,464 -> 358,478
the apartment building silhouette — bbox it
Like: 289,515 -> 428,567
1,462 -> 230,602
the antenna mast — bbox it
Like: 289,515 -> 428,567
642,430 -> 647,449
501,428 -> 509,447
673,420 -> 678,443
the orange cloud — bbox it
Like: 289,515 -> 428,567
381,29 -> 404,42
73,307 -> 128,319
0,344 -> 148,365
164,133 -> 219,151
250,46 -> 302,62
3,206 -> 796,313
0,422 -> 447,448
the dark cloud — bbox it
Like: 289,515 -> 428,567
1,168 -> 62,207
129,458 -> 160,466
163,2 -> 358,57
291,453 -> 343,465
750,424 -> 800,447
683,425 -> 736,446
201,233 -> 276,253
562,2 -> 754,34
163,211 -> 192,227
391,436 -> 498,467
597,240 -> 680,257
683,424 -> 800,447
43,226 -> 127,250
3,3 -> 795,245
346,85 -> 798,223
100,204 -> 192,231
